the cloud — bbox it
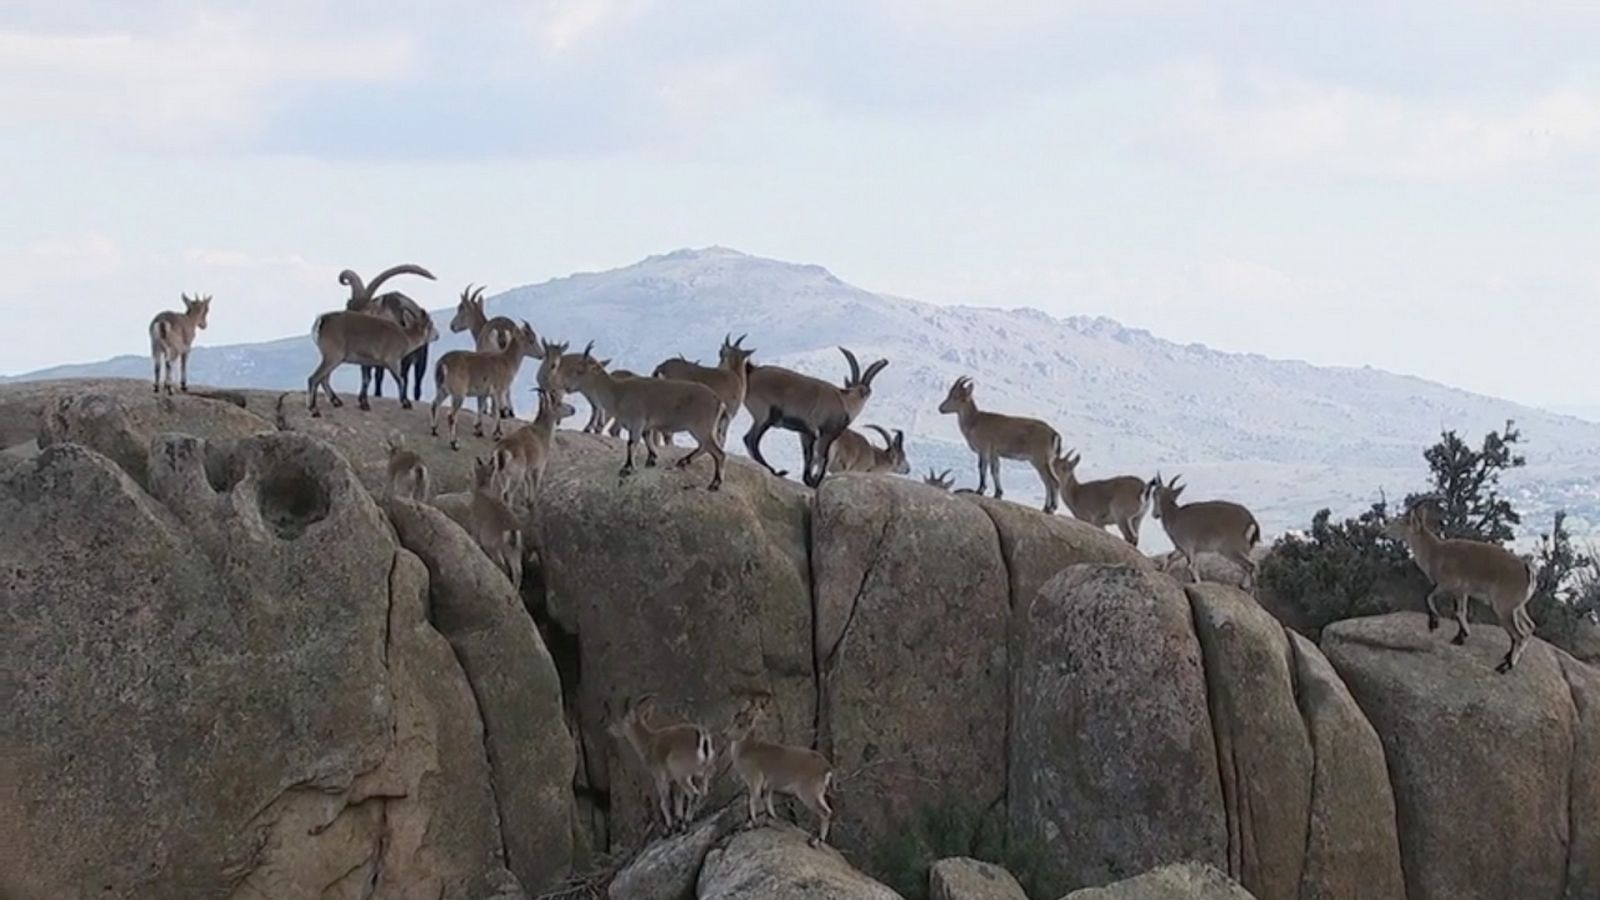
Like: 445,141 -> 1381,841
527,0 -> 656,54
1170,63 -> 1600,179
0,12 -> 415,146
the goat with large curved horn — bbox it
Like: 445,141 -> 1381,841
341,263 -> 436,311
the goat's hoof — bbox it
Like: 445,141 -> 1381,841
310,409 -> 322,418
450,441 -> 460,451
330,397 -> 344,408
1427,617 -> 1440,631
152,385 -> 160,393
1452,632 -> 1467,646
429,427 -> 439,436
1496,658 -> 1513,674
807,837 -> 821,848
619,468 -> 634,478
708,482 -> 721,492
180,385 -> 188,393
400,400 -> 412,410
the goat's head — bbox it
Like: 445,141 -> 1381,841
720,333 -> 756,372
181,293 -> 213,329
939,376 -> 974,414
1149,473 -> 1185,518
1384,498 -> 1442,541
838,346 -> 888,408
865,425 -> 910,475
1053,449 -> 1082,482
535,387 -> 578,423
449,284 -> 487,333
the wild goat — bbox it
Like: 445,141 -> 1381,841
448,284 -> 521,415
725,694 -> 834,847
1149,474 -> 1261,589
468,455 -> 524,589
653,334 -> 756,443
490,387 -> 576,506
148,293 -> 212,394
342,264 -> 436,403
938,376 -> 1061,512
828,425 -> 910,475
1384,503 -> 1537,673
306,308 -> 438,416
1052,450 -> 1153,546
385,435 -> 431,501
567,344 -> 728,490
743,347 -> 888,487
429,322 -> 540,450
608,695 -> 716,833
924,467 -> 955,490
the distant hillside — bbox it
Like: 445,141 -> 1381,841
14,246 -> 1600,540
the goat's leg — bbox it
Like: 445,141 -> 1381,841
976,454 -> 988,495
152,349 -> 162,392
357,366 -> 372,411
621,428 -> 638,477
1031,458 -> 1058,512
409,345 -> 428,403
743,410 -> 786,478
307,360 -> 339,416
386,362 -> 411,409
1117,520 -> 1138,545
1424,586 -> 1446,631
797,430 -> 818,486
810,428 -> 841,487
1452,593 -> 1471,645
706,439 -> 725,491
447,398 -> 465,451
473,395 -> 487,437
991,456 -> 1004,500
163,357 -> 175,395
369,365 -> 384,398
429,394 -> 444,436
179,351 -> 190,393
645,432 -> 659,467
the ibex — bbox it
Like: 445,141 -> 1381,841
448,284 -> 521,416
490,387 -> 576,506
567,344 -> 727,490
306,307 -> 439,416
1384,503 -> 1537,673
429,322 -> 540,450
1052,450 -> 1153,546
924,467 -> 955,490
607,694 -> 716,833
342,264 -> 436,403
1149,474 -> 1261,589
148,293 -> 212,394
385,435 -> 431,501
828,425 -> 909,475
468,455 -> 524,590
938,376 -> 1061,512
725,694 -> 834,847
743,347 -> 888,487
653,334 -> 756,443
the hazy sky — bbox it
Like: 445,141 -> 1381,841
3,2 -> 1597,412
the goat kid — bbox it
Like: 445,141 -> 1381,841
1149,473 -> 1261,589
608,695 -> 716,833
385,435 -> 431,501
938,376 -> 1061,512
429,322 -> 540,449
149,293 -> 212,394
1052,450 -> 1152,546
490,387 -> 576,506
468,455 -> 524,589
725,694 -> 834,847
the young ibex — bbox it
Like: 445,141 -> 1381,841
448,283 -> 521,415
924,467 -> 955,490
653,334 -> 756,443
938,376 -> 1061,512
306,308 -> 439,416
567,344 -> 728,491
468,455 -> 524,589
1052,450 -> 1153,546
385,435 -> 431,501
725,694 -> 834,847
429,322 -> 540,450
608,694 -> 716,833
148,293 -> 212,394
490,387 -> 576,506
1149,474 -> 1261,589
742,347 -> 888,487
828,425 -> 910,475
1384,503 -> 1537,673
342,264 -> 436,403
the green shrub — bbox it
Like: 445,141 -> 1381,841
868,796 -> 1054,900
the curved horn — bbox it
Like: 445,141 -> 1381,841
471,284 -> 487,303
940,468 -> 952,481
338,269 -> 367,306
894,428 -> 905,449
861,358 -> 889,386
839,347 -> 862,383
735,333 -> 748,348
460,282 -> 476,302
723,332 -> 733,349
864,424 -> 894,448
363,263 -> 435,301
582,340 -> 595,359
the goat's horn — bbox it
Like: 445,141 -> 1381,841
864,424 -> 893,447
839,346 -> 862,383
362,263 -> 435,301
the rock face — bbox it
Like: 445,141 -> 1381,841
1010,565 -> 1226,894
1323,613 -> 1588,900
389,499 -> 577,892
535,431 -> 815,848
970,496 -> 1152,610
928,857 -> 1029,900
1060,862 -> 1255,900
813,475 -> 1010,855
1187,585 -> 1310,900
608,806 -> 742,900
697,825 -> 904,900
0,435 -> 516,899
37,389 -> 274,487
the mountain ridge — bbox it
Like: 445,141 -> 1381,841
10,246 -> 1599,539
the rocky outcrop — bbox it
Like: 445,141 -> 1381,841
1010,565 -> 1227,893
608,806 -> 743,900
534,432 -> 815,848
1060,862 -> 1255,900
970,496 -> 1152,609
389,499 -> 576,892
1323,613 -> 1589,900
697,825 -> 904,899
813,475 -> 1010,855
928,857 -> 1029,900
0,435 -> 516,899
37,389 -> 273,487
